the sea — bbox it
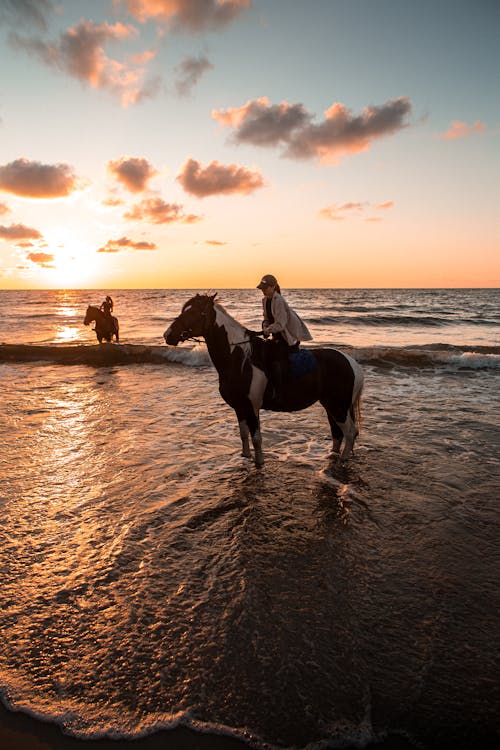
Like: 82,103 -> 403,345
0,288 -> 498,750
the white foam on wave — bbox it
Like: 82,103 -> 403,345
353,345 -> 500,371
158,344 -> 211,367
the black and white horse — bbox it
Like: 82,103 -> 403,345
83,305 -> 119,343
164,294 -> 363,467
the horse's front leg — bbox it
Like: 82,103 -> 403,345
235,403 -> 263,467
237,415 -> 251,459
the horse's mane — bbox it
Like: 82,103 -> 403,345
182,293 -> 247,335
214,301 -> 246,330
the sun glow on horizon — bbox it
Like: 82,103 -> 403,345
0,2 -> 498,290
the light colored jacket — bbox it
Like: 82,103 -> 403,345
262,292 -> 313,346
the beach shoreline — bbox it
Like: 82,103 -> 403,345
0,703 -> 421,750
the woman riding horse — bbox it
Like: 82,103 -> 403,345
257,273 -> 312,398
164,294 -> 363,467
84,304 -> 119,343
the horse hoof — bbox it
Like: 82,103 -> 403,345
255,456 -> 264,468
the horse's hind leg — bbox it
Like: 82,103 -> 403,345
337,411 -> 359,462
326,413 -> 343,455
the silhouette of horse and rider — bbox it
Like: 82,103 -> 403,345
82,281 -> 364,465
164,286 -> 363,466
84,295 -> 119,343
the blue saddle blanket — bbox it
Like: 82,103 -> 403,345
289,349 -> 317,378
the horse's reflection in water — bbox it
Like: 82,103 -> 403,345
164,294 -> 363,467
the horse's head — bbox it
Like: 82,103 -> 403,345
83,305 -> 94,326
164,294 -> 217,345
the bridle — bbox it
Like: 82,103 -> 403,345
177,305 -> 210,344
176,304 -> 264,347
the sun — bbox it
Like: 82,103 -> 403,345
40,227 -> 100,288
46,248 -> 95,288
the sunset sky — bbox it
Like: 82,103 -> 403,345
0,0 -> 499,289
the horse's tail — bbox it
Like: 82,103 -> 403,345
349,360 -> 364,433
351,388 -> 363,432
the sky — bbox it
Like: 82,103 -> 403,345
0,0 -> 499,289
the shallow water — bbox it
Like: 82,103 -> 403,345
0,289 -> 499,749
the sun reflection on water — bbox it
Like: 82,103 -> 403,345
55,325 -> 81,343
56,306 -> 79,317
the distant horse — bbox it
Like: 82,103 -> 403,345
164,294 -> 363,467
83,305 -> 119,343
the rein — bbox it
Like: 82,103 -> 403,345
181,329 -> 264,347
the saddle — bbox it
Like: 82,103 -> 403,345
288,349 -> 317,378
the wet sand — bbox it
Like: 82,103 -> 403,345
0,703 -> 418,750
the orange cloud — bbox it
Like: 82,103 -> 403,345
0,158 -> 80,198
213,96 -> 412,163
0,202 -> 10,216
125,196 -> 202,224
436,120 -> 487,140
116,0 -> 251,31
213,97 -> 309,145
108,156 -> 158,192
0,223 -> 43,240
102,194 -> 125,207
177,158 -> 264,197
11,19 -> 160,107
98,236 -> 157,252
319,201 -> 394,221
27,251 -> 54,267
205,239 -> 227,246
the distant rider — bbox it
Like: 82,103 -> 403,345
100,295 -> 114,317
256,274 -> 312,395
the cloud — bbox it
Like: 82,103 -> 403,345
0,158 -> 80,197
177,158 -> 264,197
213,97 -> 311,146
436,120 -> 487,140
108,156 -> 158,192
0,223 -> 43,240
116,0 -> 251,32
205,239 -> 227,246
0,0 -> 55,30
125,196 -> 202,224
213,96 -> 412,163
175,54 -> 213,96
10,19 -> 160,107
0,202 -> 11,216
319,202 -> 365,220
102,194 -> 125,207
97,236 -> 158,252
27,251 -> 54,267
319,201 -> 394,221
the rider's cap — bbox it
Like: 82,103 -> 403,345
257,274 -> 278,290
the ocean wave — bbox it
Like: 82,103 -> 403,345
306,313 -> 498,327
0,343 -> 210,368
353,345 -> 500,371
1,342 -> 498,371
